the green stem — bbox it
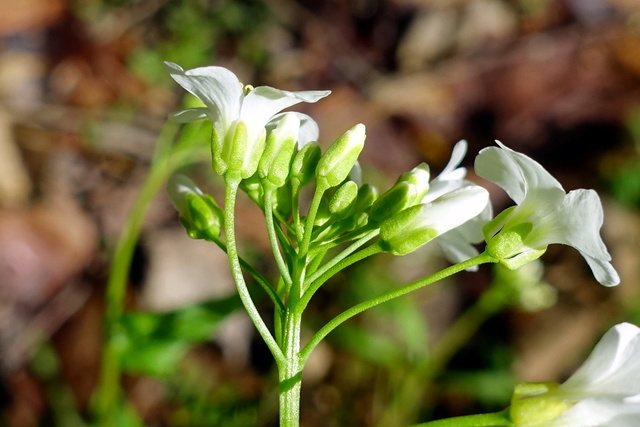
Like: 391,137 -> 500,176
207,234 -> 285,312
298,240 -> 383,313
264,186 -> 293,287
279,310 -> 303,427
409,409 -> 513,427
377,274 -> 510,426
300,253 -> 497,363
223,175 -> 285,366
304,230 -> 379,288
426,279 -> 508,378
299,182 -> 327,256
94,122 -> 181,426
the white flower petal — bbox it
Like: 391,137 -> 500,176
580,253 -> 620,287
165,61 -> 242,130
241,86 -> 330,131
439,139 -> 467,177
169,107 -> 209,123
475,141 -> 565,207
425,185 -> 490,235
550,398 -> 640,427
436,201 -> 492,267
562,323 -> 640,397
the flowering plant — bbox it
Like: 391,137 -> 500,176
96,62 -> 629,427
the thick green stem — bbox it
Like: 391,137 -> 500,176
300,253 -> 497,363
279,310 -> 303,427
409,409 -> 513,427
223,175 -> 285,366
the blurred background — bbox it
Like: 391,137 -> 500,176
2,0 -> 640,426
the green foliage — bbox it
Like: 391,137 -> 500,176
119,295 -> 242,377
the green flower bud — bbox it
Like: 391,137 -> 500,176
184,193 -> 224,240
379,204 -> 438,255
329,180 -> 358,217
368,182 -> 417,226
396,163 -> 430,202
259,113 -> 299,188
167,174 -> 223,240
223,120 -> 267,179
291,141 -> 321,188
510,382 -> 569,427
316,124 -> 366,189
275,184 -> 293,218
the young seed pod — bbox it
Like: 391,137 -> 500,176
316,124 -> 366,189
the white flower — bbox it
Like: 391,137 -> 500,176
510,323 -> 640,427
475,141 -> 619,287
426,140 -> 493,266
165,62 -> 330,178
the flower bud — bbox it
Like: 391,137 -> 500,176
316,124 -> 366,189
259,112 -> 300,188
396,163 -> 430,202
380,186 -> 489,255
167,174 -> 223,240
368,182 -> 417,226
329,180 -> 359,217
291,141 -> 321,188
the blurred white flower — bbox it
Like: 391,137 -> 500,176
510,323 -> 640,427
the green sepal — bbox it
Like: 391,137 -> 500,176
223,121 -> 267,179
510,382 -> 568,427
259,113 -> 299,188
486,222 -> 547,270
379,204 -> 438,255
368,182 -> 416,226
211,126 -> 227,176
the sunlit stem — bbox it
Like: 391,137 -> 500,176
304,230 -> 379,289
298,240 -> 384,313
300,252 -> 498,363
223,174 -> 285,366
279,310 -> 303,427
263,185 -> 293,287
